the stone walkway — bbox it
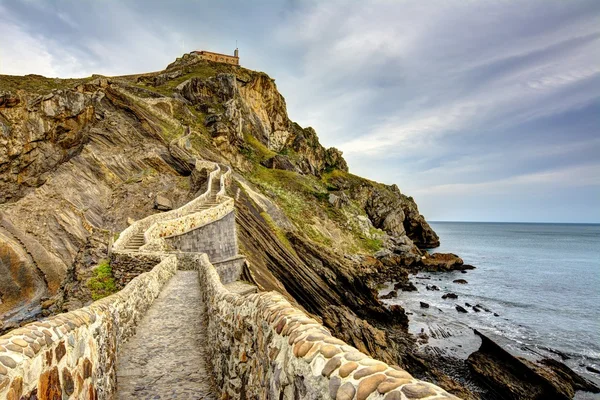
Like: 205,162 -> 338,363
116,271 -> 217,399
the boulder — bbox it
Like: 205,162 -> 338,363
456,305 -> 468,313
328,192 -> 349,209
426,284 -> 440,291
453,279 -> 468,284
468,330 -> 599,400
442,293 -> 458,300
379,290 -> 397,300
260,154 -> 298,172
154,194 -> 173,211
394,281 -> 417,292
421,253 -> 465,272
420,301 -> 430,308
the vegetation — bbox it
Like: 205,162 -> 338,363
260,211 -> 296,255
0,74 -> 93,94
87,259 -> 118,301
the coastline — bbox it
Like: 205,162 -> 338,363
379,221 -> 600,399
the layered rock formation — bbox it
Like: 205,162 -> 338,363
1,53 -> 591,399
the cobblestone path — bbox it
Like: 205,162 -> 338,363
116,271 -> 217,399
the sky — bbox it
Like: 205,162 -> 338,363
1,0 -> 599,223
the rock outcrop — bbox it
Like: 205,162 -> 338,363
7,53 -> 581,399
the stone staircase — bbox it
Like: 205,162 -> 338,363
122,167 -> 224,252
123,232 -> 145,251
0,157 -> 460,400
114,161 -> 255,398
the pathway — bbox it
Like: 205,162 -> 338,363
116,271 -> 217,399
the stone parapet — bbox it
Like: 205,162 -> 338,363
212,255 -> 247,284
164,211 -> 238,263
0,255 -> 178,399
112,161 -> 221,252
192,252 -> 459,400
148,198 -> 234,240
110,251 -> 164,288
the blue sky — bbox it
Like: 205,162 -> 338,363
1,0 -> 598,222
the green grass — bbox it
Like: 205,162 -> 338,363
248,165 -> 386,252
0,74 -> 94,94
242,133 -> 276,163
133,60 -> 242,96
260,211 -> 296,255
87,259 -> 118,301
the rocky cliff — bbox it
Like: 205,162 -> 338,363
4,53 -> 582,399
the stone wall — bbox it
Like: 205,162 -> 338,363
165,211 -> 238,263
148,198 -> 234,240
0,255 -> 177,399
110,251 -> 163,288
192,253 -> 459,400
213,255 -> 247,284
112,161 -> 220,252
193,51 -> 239,65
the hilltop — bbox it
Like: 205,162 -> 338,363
2,53 -> 594,399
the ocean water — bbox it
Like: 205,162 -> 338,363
387,222 -> 600,388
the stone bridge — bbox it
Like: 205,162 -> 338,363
0,159 -> 460,399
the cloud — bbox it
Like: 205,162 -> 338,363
1,0 -> 598,221
414,163 -> 600,196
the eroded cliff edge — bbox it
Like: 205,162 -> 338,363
2,54 -> 593,399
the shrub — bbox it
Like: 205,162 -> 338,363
87,259 -> 118,301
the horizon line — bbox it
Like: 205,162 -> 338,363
429,220 -> 600,225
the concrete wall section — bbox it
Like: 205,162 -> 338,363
213,256 -> 246,284
165,211 -> 238,263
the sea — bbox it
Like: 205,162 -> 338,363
380,222 -> 600,393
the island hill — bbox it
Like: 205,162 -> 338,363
0,49 -> 597,399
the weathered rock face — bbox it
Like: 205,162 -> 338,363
325,172 -> 438,251
260,154 -> 298,172
0,78 -> 202,326
0,56 -> 456,395
0,89 -> 95,203
174,65 -> 348,176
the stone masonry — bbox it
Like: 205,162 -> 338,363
165,211 -> 238,262
0,159 -> 461,400
0,255 -> 177,399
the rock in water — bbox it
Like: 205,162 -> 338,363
468,330 -> 600,399
420,301 -> 430,308
379,290 -> 397,300
154,194 -> 173,211
587,366 -> 600,375
455,305 -> 468,313
420,252 -> 464,271
442,293 -> 458,299
394,281 -> 418,292
453,279 -> 468,284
